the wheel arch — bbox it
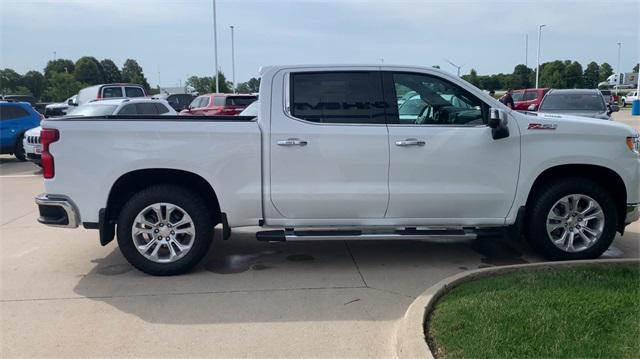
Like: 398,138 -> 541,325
104,169 -> 222,241
525,164 -> 627,233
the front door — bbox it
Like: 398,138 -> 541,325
270,70 -> 390,219
384,71 -> 520,224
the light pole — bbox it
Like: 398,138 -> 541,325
230,25 -> 236,94
616,42 -> 622,74
525,34 -> 528,67
535,24 -> 546,88
212,0 -> 219,92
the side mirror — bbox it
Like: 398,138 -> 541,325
527,104 -> 538,111
67,99 -> 77,106
489,108 -> 510,140
609,104 -> 619,113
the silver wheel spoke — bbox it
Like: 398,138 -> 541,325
546,194 -> 604,253
132,202 -> 196,264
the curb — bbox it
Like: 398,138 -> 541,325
394,258 -> 640,359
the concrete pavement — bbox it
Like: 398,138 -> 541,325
1,110 -> 639,358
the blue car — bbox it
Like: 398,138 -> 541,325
0,102 -> 42,161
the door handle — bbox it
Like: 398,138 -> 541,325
277,138 -> 308,146
395,138 -> 425,146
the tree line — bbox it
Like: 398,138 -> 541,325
185,74 -> 260,94
0,57 -> 151,102
461,61 -> 640,91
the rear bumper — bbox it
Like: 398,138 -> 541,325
626,203 -> 639,225
35,194 -> 79,228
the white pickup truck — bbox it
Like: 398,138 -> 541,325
35,65 -> 640,275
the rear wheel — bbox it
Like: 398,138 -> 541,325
14,135 -> 26,161
116,185 -> 214,275
526,178 -> 617,260
621,99 -> 626,107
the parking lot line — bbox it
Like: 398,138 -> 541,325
0,174 -> 41,178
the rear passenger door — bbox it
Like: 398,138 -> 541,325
269,70 -> 390,219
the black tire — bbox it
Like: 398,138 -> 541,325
116,185 -> 214,276
621,99 -> 626,107
14,135 -> 26,161
526,177 -> 618,260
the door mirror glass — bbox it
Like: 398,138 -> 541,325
527,104 -> 538,111
609,104 -> 619,113
489,108 -> 509,140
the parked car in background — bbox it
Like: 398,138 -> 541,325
180,93 -> 258,116
1,95 -> 37,106
68,98 -> 176,117
621,91 -> 639,107
0,101 -> 42,160
537,89 -> 618,120
76,83 -> 147,106
23,98 -> 175,166
152,93 -> 195,112
599,89 -> 614,105
44,95 -> 77,117
512,88 -> 549,111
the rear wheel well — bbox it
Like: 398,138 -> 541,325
526,164 -> 627,232
106,169 -> 221,226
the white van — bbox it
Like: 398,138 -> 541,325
75,83 -> 147,106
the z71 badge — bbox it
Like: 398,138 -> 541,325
528,123 -> 558,130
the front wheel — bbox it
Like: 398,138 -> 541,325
621,99 -> 626,107
14,135 -> 26,161
526,178 -> 618,260
116,185 -> 214,275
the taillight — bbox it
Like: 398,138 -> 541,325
41,128 -> 59,179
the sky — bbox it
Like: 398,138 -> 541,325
1,0 -> 638,88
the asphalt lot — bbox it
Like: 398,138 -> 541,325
1,111 -> 639,358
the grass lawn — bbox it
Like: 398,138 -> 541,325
427,265 -> 640,358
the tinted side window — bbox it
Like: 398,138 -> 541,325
155,103 -> 170,114
523,91 -> 538,101
390,72 -> 486,125
290,71 -> 385,124
511,91 -> 524,102
136,103 -> 159,115
0,105 -> 29,120
214,96 -> 225,106
103,87 -> 123,98
125,87 -> 145,98
117,104 -> 137,115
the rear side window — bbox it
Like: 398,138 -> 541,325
290,71 -> 385,124
102,87 -> 123,98
214,96 -> 225,106
136,103 -> 159,115
117,104 -> 137,115
0,105 -> 29,121
155,103 -> 170,114
226,96 -> 257,106
512,91 -> 524,102
523,91 -> 538,101
125,87 -> 145,98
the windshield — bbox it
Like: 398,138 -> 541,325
239,100 -> 259,116
539,93 -> 605,112
68,104 -> 118,116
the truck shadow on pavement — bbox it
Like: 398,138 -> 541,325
72,230 -> 538,325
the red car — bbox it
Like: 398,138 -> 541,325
180,93 -> 258,116
511,88 -> 549,111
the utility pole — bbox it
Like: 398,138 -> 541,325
212,0 -> 219,92
525,34 -> 528,67
616,42 -> 622,74
230,25 -> 236,93
535,24 -> 546,88
616,42 -> 622,96
53,51 -> 56,61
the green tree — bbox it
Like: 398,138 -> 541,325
213,71 -> 232,93
246,77 -> 260,92
599,63 -> 613,82
42,72 -> 85,102
100,59 -> 122,83
583,62 -> 600,88
22,70 -> 46,99
185,76 -> 213,94
74,56 -> 104,85
121,59 -> 150,91
540,60 -> 567,88
44,59 -> 74,78
511,64 -> 533,89
564,61 -> 583,88
465,68 -> 481,87
633,63 -> 639,73
0,68 -> 23,93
